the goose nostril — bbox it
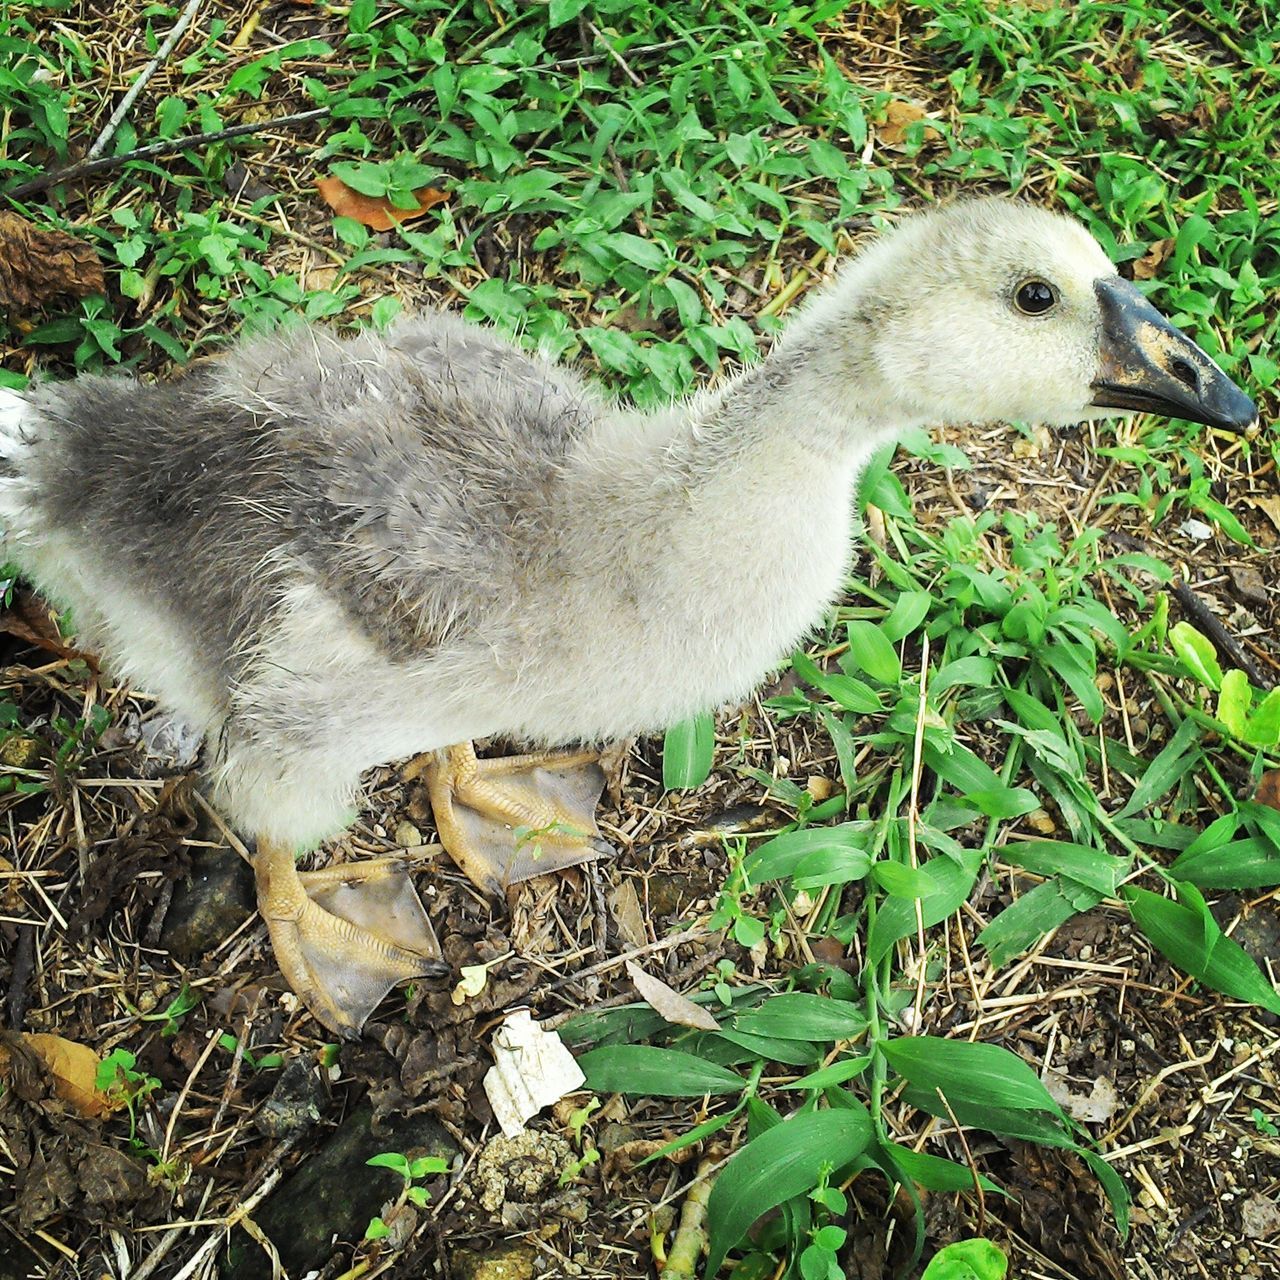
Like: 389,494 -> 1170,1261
1170,358 -> 1199,393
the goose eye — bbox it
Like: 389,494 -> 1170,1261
1015,279 -> 1058,315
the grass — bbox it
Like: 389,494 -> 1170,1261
1,1 -> 1278,1277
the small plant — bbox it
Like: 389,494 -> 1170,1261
364,1149 -> 451,1241
1250,1108 -> 1278,1138
95,1048 -> 160,1143
127,983 -> 200,1036
215,1033 -> 283,1072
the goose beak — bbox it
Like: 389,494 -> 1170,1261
1089,277 -> 1257,432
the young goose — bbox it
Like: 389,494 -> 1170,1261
0,198 -> 1256,1036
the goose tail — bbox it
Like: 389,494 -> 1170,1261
0,385 -> 36,549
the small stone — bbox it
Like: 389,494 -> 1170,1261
806,775 -> 834,801
394,819 -> 422,848
160,844 -> 255,958
1026,808 -> 1057,834
227,1101 -> 455,1280
1242,1193 -> 1280,1239
254,1059 -> 325,1138
0,734 -> 43,769
1231,565 -> 1269,606
450,1244 -> 537,1280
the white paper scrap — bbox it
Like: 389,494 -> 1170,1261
483,1009 -> 585,1137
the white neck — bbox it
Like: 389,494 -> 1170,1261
506,301 -> 926,741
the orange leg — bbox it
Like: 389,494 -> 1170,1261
254,841 -> 444,1038
412,742 -> 611,894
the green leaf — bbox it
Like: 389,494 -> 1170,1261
978,879 -> 1102,969
548,0 -> 589,25
791,843 -> 873,891
867,848 -> 982,965
712,1029 -> 819,1067
792,652 -> 882,714
782,1055 -> 872,1091
1170,622 -> 1223,691
844,621 -> 901,684
1043,647 -> 1104,723
881,1036 -> 1066,1118
731,993 -> 867,1042
1244,688 -> 1280,746
1077,1146 -> 1131,1236
881,591 -> 932,642
1217,669 -> 1252,737
933,656 -> 997,692
880,1146 -> 1002,1195
367,1152 -> 411,1179
743,824 -> 871,885
923,740 -> 1003,796
920,1239 -> 1008,1280
872,862 -> 936,898
577,1046 -> 746,1096
602,231 -> 668,271
960,787 -> 1041,820
1172,837 -> 1280,889
1000,840 -> 1129,896
639,1103 -> 744,1166
1125,886 -> 1280,1014
705,1107 -> 873,1276
663,714 -> 714,789
1115,717 -> 1202,819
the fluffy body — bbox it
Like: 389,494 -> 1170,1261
0,199 -> 1118,847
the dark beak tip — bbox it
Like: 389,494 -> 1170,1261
1093,276 -> 1260,434
1213,385 -> 1260,434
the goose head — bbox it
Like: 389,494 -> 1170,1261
806,199 -> 1257,434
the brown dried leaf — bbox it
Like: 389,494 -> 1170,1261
14,1141 -> 77,1227
1242,1192 -> 1280,1239
0,1033 -> 113,1118
315,177 -> 449,231
609,879 -> 647,948
0,589 -> 93,663
625,960 -> 720,1031
76,1141 -> 155,1213
1131,237 -> 1175,281
1257,769 -> 1280,811
1246,495 -> 1280,537
0,211 -> 105,312
878,101 -> 941,147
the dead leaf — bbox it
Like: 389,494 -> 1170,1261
625,960 -> 720,1031
1230,564 -> 1268,606
0,1033 -> 113,1118
14,1141 -> 77,1227
451,962 -> 491,1006
1043,1069 -> 1119,1124
315,177 -> 449,231
1131,237 -> 1175,281
1257,769 -> 1280,811
76,1141 -> 155,1214
0,211 -> 105,312
1246,495 -> 1280,537
609,879 -> 647,948
0,588 -> 93,663
878,101 -> 941,147
1242,1192 -> 1280,1239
